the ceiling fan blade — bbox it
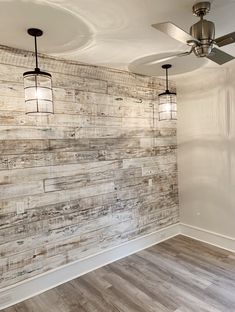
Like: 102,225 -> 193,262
149,50 -> 192,65
215,32 -> 235,47
207,48 -> 234,65
152,22 -> 198,44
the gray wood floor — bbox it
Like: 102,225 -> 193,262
3,235 -> 235,312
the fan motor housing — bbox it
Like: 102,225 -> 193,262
190,19 -> 215,56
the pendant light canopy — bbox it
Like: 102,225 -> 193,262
23,28 -> 53,115
158,64 -> 177,121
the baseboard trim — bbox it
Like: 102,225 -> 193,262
180,223 -> 235,253
0,223 -> 180,310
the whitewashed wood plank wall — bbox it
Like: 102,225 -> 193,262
0,45 -> 179,288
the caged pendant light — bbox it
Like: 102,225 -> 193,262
158,64 -> 177,121
23,28 -> 53,115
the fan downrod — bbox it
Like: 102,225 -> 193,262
193,1 -> 211,17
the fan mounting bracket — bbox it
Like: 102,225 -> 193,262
193,2 -> 211,17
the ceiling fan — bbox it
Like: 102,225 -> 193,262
152,1 -> 235,65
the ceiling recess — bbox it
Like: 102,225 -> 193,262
0,0 -> 93,54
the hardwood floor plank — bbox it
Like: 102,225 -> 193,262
101,269 -> 170,312
1,307 -> 17,312
107,262 -> 177,311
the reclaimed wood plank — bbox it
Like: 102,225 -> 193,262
0,180 -> 44,200
0,160 -> 121,184
0,126 -> 77,140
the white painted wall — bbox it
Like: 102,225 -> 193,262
177,62 -> 235,239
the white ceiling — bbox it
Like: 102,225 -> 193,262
1,0 -> 235,75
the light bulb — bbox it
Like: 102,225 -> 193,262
35,88 -> 43,99
164,103 -> 171,112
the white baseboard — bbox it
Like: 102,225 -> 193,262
0,223 -> 180,310
180,223 -> 235,253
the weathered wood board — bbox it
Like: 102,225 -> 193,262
0,45 -> 179,288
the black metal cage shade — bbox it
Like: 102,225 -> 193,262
23,69 -> 53,115
158,90 -> 177,121
23,28 -> 54,115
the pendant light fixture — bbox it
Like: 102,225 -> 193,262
158,64 -> 177,121
23,28 -> 53,115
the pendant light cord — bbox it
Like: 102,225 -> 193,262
165,67 -> 169,92
34,35 -> 39,70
